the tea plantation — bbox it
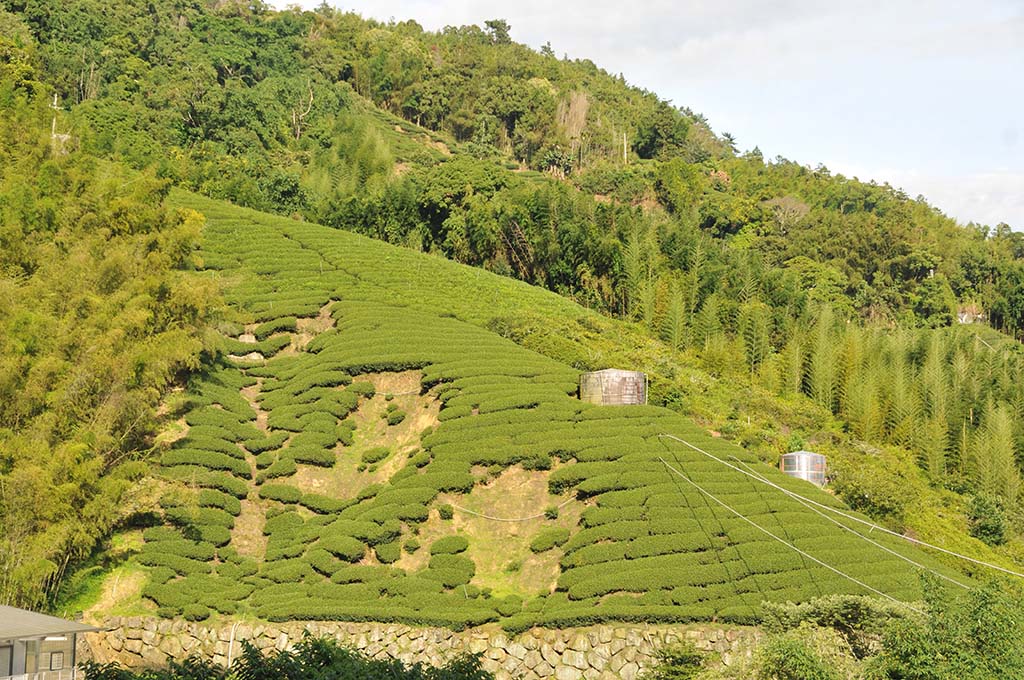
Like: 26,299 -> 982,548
139,191 -> 964,630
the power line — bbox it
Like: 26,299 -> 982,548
450,496 -> 576,522
657,456 -> 926,615
727,455 -> 970,590
658,433 -> 1024,581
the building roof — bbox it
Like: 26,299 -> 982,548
0,606 -> 101,641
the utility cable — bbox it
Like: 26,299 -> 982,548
658,433 -> 1024,580
722,453 -> 826,598
727,455 -> 970,590
657,456 -> 925,615
661,445 -> 761,619
450,496 -> 576,522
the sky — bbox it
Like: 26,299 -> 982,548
278,0 -> 1024,228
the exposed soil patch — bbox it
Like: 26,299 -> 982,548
397,466 -> 584,596
83,569 -> 148,625
425,138 -> 451,156
240,381 -> 269,434
231,499 -> 267,560
292,371 -> 440,499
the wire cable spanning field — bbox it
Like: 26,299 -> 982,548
656,456 -> 925,614
659,433 -> 1024,581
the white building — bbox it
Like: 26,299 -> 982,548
1,606 -> 100,680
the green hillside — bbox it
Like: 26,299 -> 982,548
4,0 -> 1024,652
118,191 -> 963,629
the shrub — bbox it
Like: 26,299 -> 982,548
496,595 -> 523,617
288,445 -> 336,467
404,539 -> 420,554
259,484 -> 302,504
257,458 -> 297,482
183,604 -> 211,622
426,554 -> 475,586
197,525 -> 232,546
300,493 -> 350,514
160,450 -> 251,477
438,504 -> 454,520
430,535 -> 469,555
198,489 -> 242,516
348,381 -> 376,397
253,316 -> 297,340
361,447 -> 391,464
754,629 -> 841,680
829,459 -> 908,524
387,410 -> 407,426
165,506 -> 236,529
968,493 -> 1007,546
375,542 -> 402,564
762,595 -> 915,659
321,535 -> 367,562
646,641 -> 705,680
140,539 -> 216,561
530,527 -> 570,553
243,431 -> 290,454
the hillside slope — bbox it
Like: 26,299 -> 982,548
110,191 -> 965,630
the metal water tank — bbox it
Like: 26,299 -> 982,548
779,450 -> 827,486
579,369 -> 647,406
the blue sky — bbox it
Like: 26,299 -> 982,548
279,1 -> 1023,228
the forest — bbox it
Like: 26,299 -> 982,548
2,2 -> 1024,675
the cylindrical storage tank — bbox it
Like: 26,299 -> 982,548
779,450 -> 827,486
579,369 -> 647,406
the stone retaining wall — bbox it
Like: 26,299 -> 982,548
84,618 -> 761,680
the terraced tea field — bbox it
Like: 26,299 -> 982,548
138,191 -> 964,629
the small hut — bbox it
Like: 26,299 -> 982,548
779,450 -> 827,486
579,369 -> 647,406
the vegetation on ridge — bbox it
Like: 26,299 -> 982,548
2,0 -> 1024,658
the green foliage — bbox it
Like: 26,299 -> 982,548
259,484 -> 303,504
182,604 -> 211,622
762,595 -> 916,659
81,637 -> 494,680
361,447 -> 391,464
967,494 -> 1007,546
754,631 -> 841,680
430,536 -> 470,555
645,642 -> 705,680
868,579 -> 1024,680
10,0 -> 1016,622
529,528 -> 570,553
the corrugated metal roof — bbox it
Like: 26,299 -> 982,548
0,606 -> 101,640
